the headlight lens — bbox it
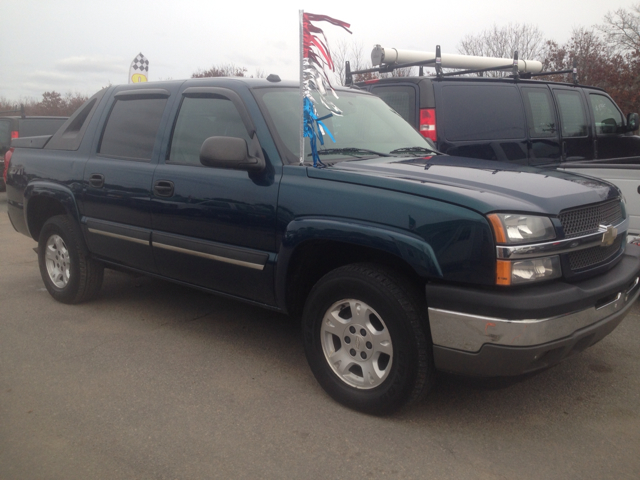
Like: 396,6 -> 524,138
488,213 -> 556,245
497,256 -> 562,285
512,256 -> 562,284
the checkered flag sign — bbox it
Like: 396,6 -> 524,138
128,53 -> 149,83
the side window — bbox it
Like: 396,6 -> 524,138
589,94 -> 623,135
522,88 -> 556,138
370,86 -> 416,125
99,97 -> 167,160
47,90 -> 104,151
19,119 -> 67,137
554,90 -> 588,138
168,96 -> 251,166
440,84 -> 526,141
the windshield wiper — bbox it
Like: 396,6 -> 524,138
311,148 -> 392,158
389,147 -> 440,156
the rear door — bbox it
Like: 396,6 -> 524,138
551,87 -> 594,161
18,118 -> 67,137
519,85 -> 562,165
434,82 -> 528,163
82,88 -> 176,271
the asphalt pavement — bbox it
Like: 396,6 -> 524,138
1,191 -> 639,479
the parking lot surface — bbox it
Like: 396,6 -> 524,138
1,191 -> 639,479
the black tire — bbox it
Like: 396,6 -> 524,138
38,215 -> 104,304
302,263 -> 434,415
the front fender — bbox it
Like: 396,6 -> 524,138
281,217 -> 443,277
274,217 -> 444,311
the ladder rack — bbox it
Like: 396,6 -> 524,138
345,45 -> 578,86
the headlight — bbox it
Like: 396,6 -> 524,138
489,213 -> 561,286
487,213 -> 556,245
497,256 -> 562,285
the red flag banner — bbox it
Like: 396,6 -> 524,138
300,11 -> 351,167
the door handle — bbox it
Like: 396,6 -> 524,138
89,173 -> 104,188
153,180 -> 174,197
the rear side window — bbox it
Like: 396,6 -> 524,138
439,84 -> 525,141
589,94 -> 623,135
169,96 -> 251,166
47,92 -> 102,151
370,85 -> 416,126
522,88 -> 557,138
99,97 -> 167,160
554,90 -> 588,137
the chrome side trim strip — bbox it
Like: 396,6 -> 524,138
87,228 -> 150,246
428,276 -> 640,352
496,217 -> 628,260
152,241 -> 265,271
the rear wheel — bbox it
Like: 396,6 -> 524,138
302,263 -> 434,415
38,215 -> 104,304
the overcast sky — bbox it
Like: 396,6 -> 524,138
0,0 -> 635,102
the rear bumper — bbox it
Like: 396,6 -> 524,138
427,245 -> 640,376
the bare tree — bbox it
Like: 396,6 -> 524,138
385,67 -> 415,78
332,39 -> 373,85
599,3 -> 640,53
192,63 -> 247,78
458,23 -> 546,77
252,69 -> 266,79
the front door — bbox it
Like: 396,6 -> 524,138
150,88 -> 280,305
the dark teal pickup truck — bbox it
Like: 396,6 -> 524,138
5,77 -> 640,414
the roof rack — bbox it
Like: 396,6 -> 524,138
0,104 -> 26,118
345,45 -> 578,86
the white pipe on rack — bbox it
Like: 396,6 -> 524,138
371,45 -> 543,74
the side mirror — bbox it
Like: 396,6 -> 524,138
627,113 -> 639,132
200,136 -> 265,173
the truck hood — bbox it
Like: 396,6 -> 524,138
307,156 -> 620,215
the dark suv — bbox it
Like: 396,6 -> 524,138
349,50 -> 639,166
0,116 -> 68,191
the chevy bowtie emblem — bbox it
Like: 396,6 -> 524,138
601,225 -> 618,247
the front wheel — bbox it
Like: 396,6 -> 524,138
38,215 -> 104,304
302,263 -> 434,415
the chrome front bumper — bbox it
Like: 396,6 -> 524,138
429,276 -> 639,353
426,245 -> 640,376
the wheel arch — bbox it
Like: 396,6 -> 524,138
24,182 -> 82,241
276,218 -> 443,319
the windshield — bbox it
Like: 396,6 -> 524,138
255,87 -> 435,164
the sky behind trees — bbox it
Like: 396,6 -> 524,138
0,0 -> 635,102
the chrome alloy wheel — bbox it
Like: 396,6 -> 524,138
320,299 -> 393,389
45,234 -> 71,289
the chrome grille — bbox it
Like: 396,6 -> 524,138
559,200 -> 623,238
567,236 -> 624,271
